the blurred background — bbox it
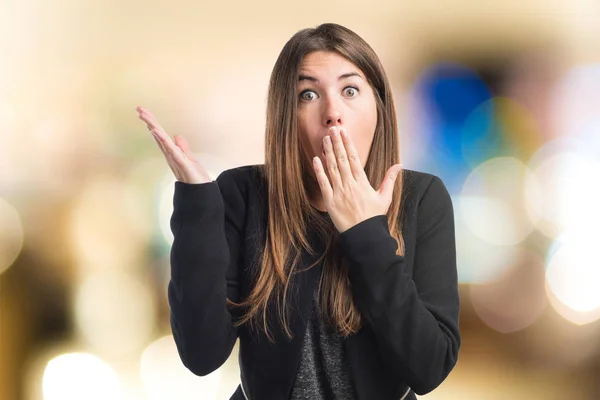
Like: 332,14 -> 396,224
1,0 -> 600,399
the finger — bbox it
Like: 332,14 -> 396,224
138,107 -> 163,131
340,128 -> 367,181
160,136 -> 190,168
378,164 -> 403,199
323,133 -> 343,190
148,126 -> 167,153
152,135 -> 184,179
137,107 -> 202,183
138,108 -> 167,140
146,122 -> 189,164
144,123 -> 188,175
148,125 -> 179,160
138,109 -> 178,151
313,156 -> 333,200
148,125 -> 172,161
174,135 -> 191,157
330,127 -> 354,185
137,107 -> 161,128
137,108 -> 186,179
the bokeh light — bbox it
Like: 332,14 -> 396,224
470,249 -> 547,333
140,335 -> 224,400
158,173 -> 177,246
75,271 -> 156,357
69,176 -> 151,275
546,233 -> 600,325
0,94 -> 21,189
408,62 -> 492,193
0,197 -> 24,275
42,353 -> 123,400
461,97 -> 544,166
551,64 -> 600,150
454,209 -> 522,284
527,144 -> 600,239
459,157 -> 540,246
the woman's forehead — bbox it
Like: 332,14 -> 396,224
298,51 -> 365,79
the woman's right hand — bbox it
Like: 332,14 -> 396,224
137,106 -> 212,184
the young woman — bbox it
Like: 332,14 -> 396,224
137,23 -> 460,400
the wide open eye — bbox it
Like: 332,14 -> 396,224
343,86 -> 359,98
300,90 -> 318,102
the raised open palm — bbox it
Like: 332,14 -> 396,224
137,106 -> 211,184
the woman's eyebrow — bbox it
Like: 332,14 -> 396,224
298,72 -> 363,83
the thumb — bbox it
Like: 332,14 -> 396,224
174,135 -> 191,156
378,164 -> 402,199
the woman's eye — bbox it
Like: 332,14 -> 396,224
344,87 -> 359,97
300,90 -> 318,101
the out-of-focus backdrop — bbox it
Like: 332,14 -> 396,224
2,1 -> 600,399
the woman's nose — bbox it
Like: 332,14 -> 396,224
323,97 -> 343,127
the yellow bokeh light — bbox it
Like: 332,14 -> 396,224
140,335 -> 229,400
74,270 -> 156,357
69,176 -> 151,275
0,197 -> 24,275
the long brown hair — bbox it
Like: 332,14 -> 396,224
227,23 -> 405,342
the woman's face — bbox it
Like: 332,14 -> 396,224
297,51 -> 378,178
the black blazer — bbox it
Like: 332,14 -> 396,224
168,165 -> 461,399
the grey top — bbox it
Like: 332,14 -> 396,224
289,289 -> 358,400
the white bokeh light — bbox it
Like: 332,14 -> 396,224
546,233 -> 600,325
158,173 -> 177,246
551,64 -> 600,149
454,203 -> 522,284
527,148 -> 600,239
42,353 -> 123,400
460,157 -> 540,246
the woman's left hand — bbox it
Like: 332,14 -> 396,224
312,126 -> 402,233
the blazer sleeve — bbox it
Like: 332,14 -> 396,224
167,169 -> 246,376
338,175 -> 461,395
